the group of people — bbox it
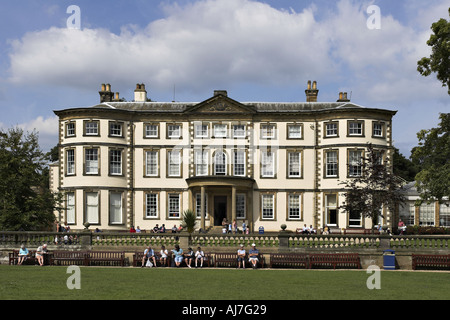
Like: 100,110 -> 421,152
141,245 -> 206,268
17,243 -> 48,266
130,224 -> 183,234
237,243 -> 260,269
221,218 -> 249,234
140,243 -> 261,269
297,224 -> 317,235
54,221 -> 77,245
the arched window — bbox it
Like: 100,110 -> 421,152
214,151 -> 227,175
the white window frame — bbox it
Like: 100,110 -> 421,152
66,192 -> 76,224
195,124 -> 209,138
195,150 -> 208,176
145,150 -> 159,177
236,194 -> 246,219
167,124 -> 181,139
213,124 -> 227,138
66,149 -> 75,175
348,150 -> 363,177
233,125 -> 246,138
168,193 -> 181,218
261,124 -> 275,139
419,203 -> 435,226
168,150 -> 181,177
261,194 -> 275,220
325,150 -> 338,177
66,122 -> 76,137
439,203 -> 450,227
109,122 -> 122,137
287,124 -> 302,139
348,121 -> 363,136
145,124 -> 159,138
214,151 -> 227,176
373,122 -> 384,137
109,192 -> 123,224
85,121 -> 99,136
288,193 -> 301,220
85,192 -> 99,224
195,193 -> 208,218
348,210 -> 362,227
109,149 -> 122,175
325,122 -> 338,137
146,193 -> 158,218
288,151 -> 301,178
261,151 -> 275,177
233,150 -> 246,177
85,148 -> 99,175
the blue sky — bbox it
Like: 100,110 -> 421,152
0,0 -> 448,157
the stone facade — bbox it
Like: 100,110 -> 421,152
51,81 -> 397,232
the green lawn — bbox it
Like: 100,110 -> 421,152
0,265 -> 448,300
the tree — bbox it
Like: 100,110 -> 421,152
392,147 -> 420,182
411,113 -> 450,203
339,144 -> 406,231
0,127 -> 56,230
417,8 -> 450,94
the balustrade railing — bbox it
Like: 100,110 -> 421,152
289,234 -> 381,249
0,231 -> 80,247
1,231 -> 449,252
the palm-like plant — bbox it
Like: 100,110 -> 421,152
182,209 -> 197,244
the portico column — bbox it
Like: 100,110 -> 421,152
247,190 -> 253,232
201,186 -> 206,230
231,186 -> 237,224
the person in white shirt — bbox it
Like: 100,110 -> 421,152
237,244 -> 246,269
195,247 -> 205,268
160,246 -> 169,267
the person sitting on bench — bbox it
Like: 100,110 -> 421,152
18,244 -> 29,265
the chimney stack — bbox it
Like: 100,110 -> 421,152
305,80 -> 319,102
337,92 -> 350,102
99,83 -> 114,103
134,83 -> 148,102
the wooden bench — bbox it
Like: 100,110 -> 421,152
412,254 -> 450,270
309,253 -> 361,270
270,253 -> 309,269
9,250 -> 38,265
50,250 -> 89,266
214,252 -> 265,268
87,251 -> 125,267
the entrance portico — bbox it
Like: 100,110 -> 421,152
186,176 -> 255,231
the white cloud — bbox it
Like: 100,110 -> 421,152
7,0 -> 446,101
18,116 -> 59,152
4,0 -> 448,157
6,0 -> 332,92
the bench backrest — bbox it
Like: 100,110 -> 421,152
88,251 -> 124,259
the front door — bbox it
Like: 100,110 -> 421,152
214,196 -> 227,226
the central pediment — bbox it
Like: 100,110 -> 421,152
185,91 -> 256,114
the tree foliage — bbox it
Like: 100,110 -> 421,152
0,127 -> 56,230
340,144 -> 406,229
417,8 -> 450,94
411,113 -> 450,203
392,147 -> 420,182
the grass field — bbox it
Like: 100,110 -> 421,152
0,265 -> 449,300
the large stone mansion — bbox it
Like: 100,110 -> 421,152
50,81 -> 398,232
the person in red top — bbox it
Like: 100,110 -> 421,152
130,226 -> 136,233
398,219 -> 406,235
